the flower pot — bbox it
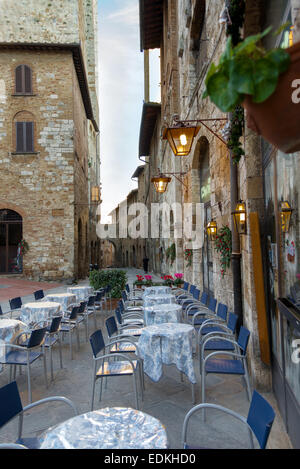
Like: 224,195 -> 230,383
243,41 -> 300,153
110,298 -> 121,310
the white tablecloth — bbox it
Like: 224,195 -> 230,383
67,286 -> 94,302
143,294 -> 176,308
0,319 -> 28,371
144,303 -> 183,325
40,407 -> 168,449
137,323 -> 196,384
142,286 -> 172,298
20,302 -> 62,328
44,293 -> 77,310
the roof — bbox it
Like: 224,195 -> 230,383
139,0 -> 164,51
127,189 -> 138,200
139,102 -> 161,158
0,42 -> 98,132
131,165 -> 146,179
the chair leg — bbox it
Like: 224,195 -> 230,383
49,345 -> 54,381
58,336 -> 63,369
43,349 -> 48,389
91,377 -> 96,411
27,363 -> 32,404
201,371 -> 206,422
133,372 -> 139,409
69,330 -> 73,360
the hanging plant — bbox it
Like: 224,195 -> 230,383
18,239 -> 29,255
166,243 -> 176,265
214,226 -> 232,277
184,248 -> 193,267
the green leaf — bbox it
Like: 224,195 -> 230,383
206,67 -> 240,112
234,26 -> 272,56
266,48 -> 290,74
252,57 -> 279,102
229,58 -> 255,95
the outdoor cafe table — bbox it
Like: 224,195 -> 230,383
142,286 -> 172,298
143,294 -> 176,308
137,323 -> 196,402
44,293 -> 77,310
67,286 -> 94,302
0,318 -> 28,371
144,303 -> 183,326
39,407 -> 169,449
19,302 -> 62,329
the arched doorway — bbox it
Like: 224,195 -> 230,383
0,209 -> 23,273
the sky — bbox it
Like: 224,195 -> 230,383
97,0 -> 160,223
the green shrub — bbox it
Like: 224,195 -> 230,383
89,269 -> 127,299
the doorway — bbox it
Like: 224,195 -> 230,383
0,210 -> 23,274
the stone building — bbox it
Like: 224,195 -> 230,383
137,0 -> 300,447
0,0 -> 100,280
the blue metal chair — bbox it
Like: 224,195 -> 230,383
0,327 -> 48,404
33,290 -> 44,301
9,297 -> 22,318
43,316 -> 63,381
185,291 -> 209,323
89,329 -> 143,410
177,284 -> 196,304
115,308 -> 144,328
174,281 -> 189,296
85,295 -> 97,336
106,316 -> 142,340
201,326 -> 252,418
0,381 -> 77,449
187,294 -> 217,324
60,306 -> 83,359
121,291 -> 143,313
194,302 -> 227,331
181,288 -> 201,311
182,390 -> 275,449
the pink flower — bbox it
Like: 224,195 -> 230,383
145,275 -> 152,280
175,273 -> 183,279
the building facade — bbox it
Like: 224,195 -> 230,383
0,0 -> 100,281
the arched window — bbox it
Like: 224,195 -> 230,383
15,65 -> 33,95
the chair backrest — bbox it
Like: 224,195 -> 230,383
237,326 -> 250,355
216,303 -> 228,321
118,300 -> 124,312
207,297 -> 217,313
34,290 -> 44,301
193,288 -> 200,300
183,282 -> 189,291
9,297 -> 22,310
227,312 -> 238,333
78,301 -> 87,314
189,285 -> 196,295
0,381 -> 23,428
49,316 -> 62,334
0,306 -> 2,316
69,306 -> 79,321
95,291 -> 103,301
121,291 -> 127,302
27,327 -> 47,348
105,316 -> 118,338
89,329 -> 105,358
106,285 -> 112,293
247,390 -> 275,449
125,284 -> 130,293
115,309 -> 123,325
87,296 -> 95,306
200,291 -> 208,306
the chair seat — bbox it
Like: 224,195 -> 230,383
44,335 -> 59,347
120,329 -> 142,337
110,342 -> 136,353
60,323 -> 76,332
16,437 -> 40,449
205,358 -> 245,375
0,350 -> 42,366
96,360 -> 138,377
203,339 -> 235,351
199,325 -> 226,335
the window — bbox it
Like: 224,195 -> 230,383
15,122 -> 34,153
15,65 -> 33,95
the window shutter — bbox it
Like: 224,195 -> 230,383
24,66 -> 32,94
16,122 -> 24,152
25,122 -> 34,152
15,66 -> 23,94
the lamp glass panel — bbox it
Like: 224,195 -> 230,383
165,126 -> 199,156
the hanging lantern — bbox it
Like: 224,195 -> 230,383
91,186 -> 100,203
207,220 -> 218,240
232,200 -> 247,235
162,125 -> 200,156
151,175 -> 172,194
279,201 -> 293,233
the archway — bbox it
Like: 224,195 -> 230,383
0,209 -> 23,273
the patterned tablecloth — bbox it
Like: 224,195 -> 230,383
137,323 -> 196,384
20,302 -> 62,328
144,303 -> 183,326
67,286 -> 94,302
0,319 -> 28,371
142,286 -> 172,298
143,294 -> 176,308
39,407 -> 169,449
44,293 -> 77,310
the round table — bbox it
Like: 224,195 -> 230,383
20,302 -> 62,328
44,293 -> 77,310
144,303 -> 183,326
143,286 -> 172,298
143,294 -> 176,308
67,286 -> 94,302
39,407 -> 169,449
0,319 -> 28,371
137,323 -> 196,385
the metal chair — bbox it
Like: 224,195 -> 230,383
186,293 -> 215,324
201,326 -> 252,420
0,327 -> 48,404
0,381 -> 77,449
89,329 -> 143,411
193,302 -> 227,330
85,295 -> 97,335
115,308 -> 144,328
33,290 -> 44,301
43,316 -> 63,381
181,288 -> 201,311
182,390 -> 275,449
60,306 -> 82,359
177,284 -> 196,303
105,316 -> 142,340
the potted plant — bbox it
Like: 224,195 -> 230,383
134,275 -> 145,289
144,275 -> 153,286
89,269 -> 127,309
203,27 -> 300,153
166,243 -> 176,265
174,273 -> 184,288
184,248 -> 193,267
161,275 -> 174,287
